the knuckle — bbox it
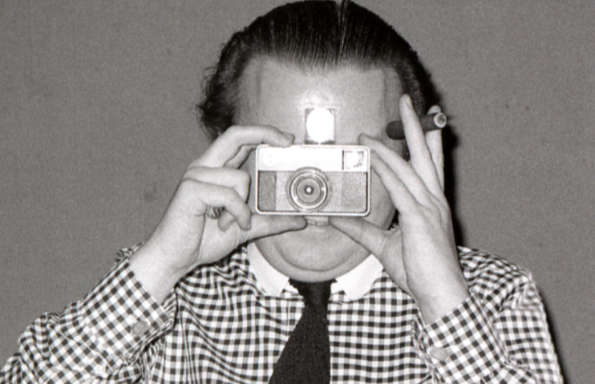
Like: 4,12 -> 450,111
428,194 -> 449,212
226,125 -> 245,138
187,157 -> 203,168
179,177 -> 200,189
406,204 -> 432,223
256,124 -> 276,133
438,203 -> 452,223
421,204 -> 439,219
406,201 -> 424,216
184,164 -> 206,177
176,178 -> 204,204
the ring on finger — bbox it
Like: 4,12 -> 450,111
205,206 -> 223,219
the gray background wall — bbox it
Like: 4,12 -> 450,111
1,0 -> 593,382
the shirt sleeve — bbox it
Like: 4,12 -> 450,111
412,273 -> 562,384
1,249 -> 176,383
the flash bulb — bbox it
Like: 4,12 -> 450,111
305,108 -> 335,144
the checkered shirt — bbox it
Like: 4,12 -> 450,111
2,246 -> 562,383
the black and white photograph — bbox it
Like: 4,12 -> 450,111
1,1 -> 592,382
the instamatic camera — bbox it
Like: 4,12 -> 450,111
254,108 -> 370,216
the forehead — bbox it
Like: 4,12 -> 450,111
237,58 -> 401,138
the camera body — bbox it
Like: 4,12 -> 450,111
254,144 -> 370,216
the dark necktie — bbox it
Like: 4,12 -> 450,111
269,279 -> 333,384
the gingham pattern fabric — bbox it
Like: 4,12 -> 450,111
2,247 -> 562,383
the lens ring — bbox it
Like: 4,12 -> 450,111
287,168 -> 329,212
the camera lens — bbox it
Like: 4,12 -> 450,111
287,168 -> 329,212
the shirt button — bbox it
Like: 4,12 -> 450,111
428,346 -> 450,361
132,320 -> 150,336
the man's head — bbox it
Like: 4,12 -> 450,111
199,0 -> 439,139
198,1 -> 440,281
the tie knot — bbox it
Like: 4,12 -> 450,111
289,279 -> 333,310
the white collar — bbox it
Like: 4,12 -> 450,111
246,242 -> 383,301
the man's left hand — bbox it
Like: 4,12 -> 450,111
330,94 -> 469,324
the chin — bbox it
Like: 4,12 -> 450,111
255,222 -> 369,281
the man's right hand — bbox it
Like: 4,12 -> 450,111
129,126 -> 306,302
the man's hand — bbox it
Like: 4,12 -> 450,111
129,126 -> 306,302
330,95 -> 469,323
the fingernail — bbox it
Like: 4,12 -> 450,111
428,105 -> 442,114
403,94 -> 413,108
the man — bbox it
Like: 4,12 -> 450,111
2,1 -> 562,383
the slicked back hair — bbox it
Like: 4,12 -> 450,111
198,0 -> 439,140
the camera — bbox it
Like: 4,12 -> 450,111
254,144 -> 370,216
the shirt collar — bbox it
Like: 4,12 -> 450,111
246,242 -> 383,301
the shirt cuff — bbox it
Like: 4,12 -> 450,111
412,295 -> 520,383
78,258 -> 176,369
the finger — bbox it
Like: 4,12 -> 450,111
224,144 -> 257,168
185,167 -> 250,231
370,153 -> 419,214
360,134 -> 432,206
425,129 -> 445,190
238,215 -> 306,243
329,217 -> 389,256
218,210 -> 236,231
185,167 -> 250,200
400,95 -> 442,196
181,179 -> 252,229
198,125 -> 294,168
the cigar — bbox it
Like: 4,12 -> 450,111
385,112 -> 448,140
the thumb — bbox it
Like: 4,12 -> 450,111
240,214 -> 307,243
329,217 -> 388,256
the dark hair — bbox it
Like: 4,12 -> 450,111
198,0 -> 439,140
